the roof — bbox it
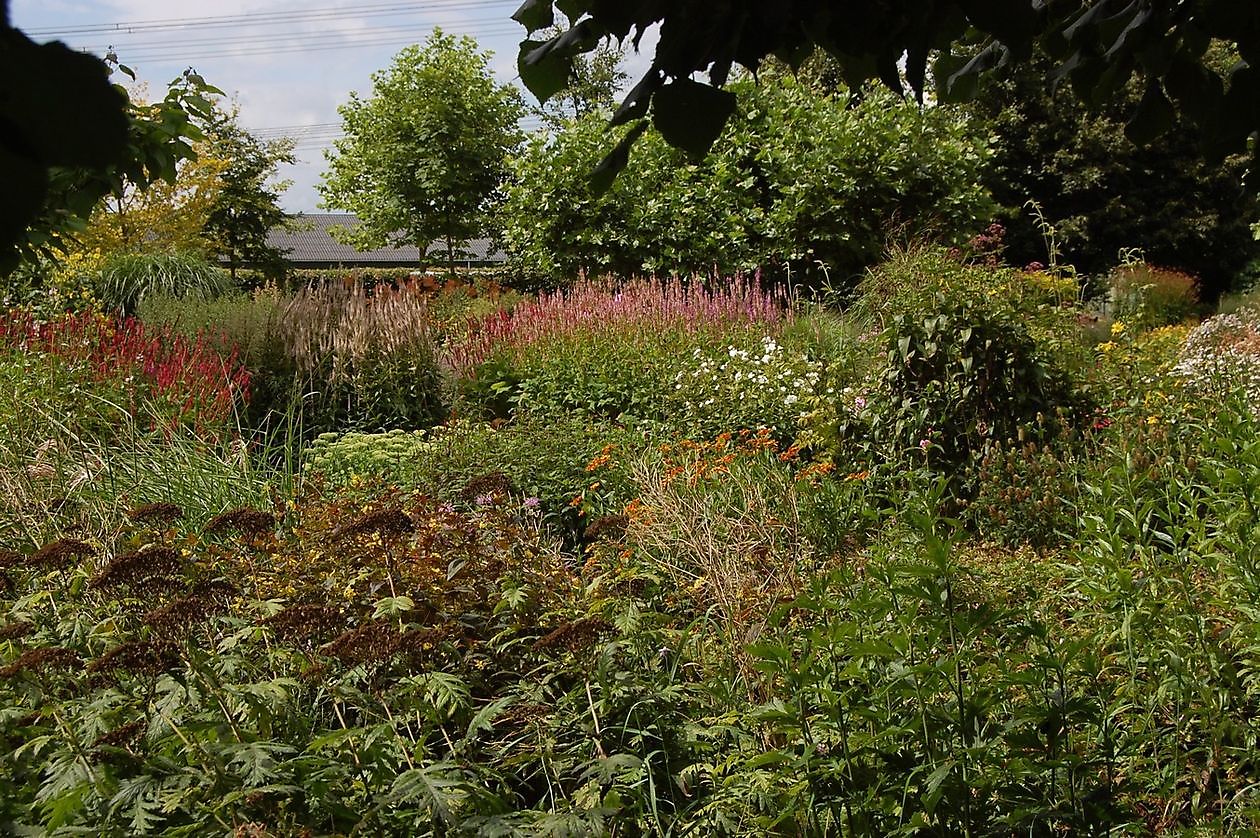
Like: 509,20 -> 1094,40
267,213 -> 507,267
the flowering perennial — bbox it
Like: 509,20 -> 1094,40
445,275 -> 788,377
1,310 -> 250,433
1173,306 -> 1260,410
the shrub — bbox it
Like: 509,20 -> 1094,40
502,73 -> 993,288
0,310 -> 250,437
447,275 -> 788,426
1108,260 -> 1200,330
667,335 -> 829,442
302,415 -> 646,544
818,247 -> 1088,492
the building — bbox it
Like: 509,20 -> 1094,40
268,213 -> 507,269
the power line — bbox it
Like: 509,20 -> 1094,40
106,26 -> 523,63
106,24 -> 523,63
87,13 -> 512,53
26,0 -> 520,37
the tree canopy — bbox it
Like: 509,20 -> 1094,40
512,0 -> 1260,191
503,73 -> 993,285
319,30 -> 524,274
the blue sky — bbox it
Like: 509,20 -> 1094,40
12,0 -> 655,212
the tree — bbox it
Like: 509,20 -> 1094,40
319,30 -> 524,275
2,0 -> 220,273
69,84 -> 228,258
502,74 -> 993,285
511,1 -> 1260,191
968,46 -> 1259,296
8,1 -> 1260,267
203,108 -> 296,280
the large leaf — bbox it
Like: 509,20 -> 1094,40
650,77 -> 737,159
518,38 -> 571,104
511,0 -> 554,33
1124,78 -> 1174,145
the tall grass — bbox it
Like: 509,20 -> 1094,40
96,250 -> 230,316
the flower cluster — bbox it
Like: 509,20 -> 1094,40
1173,307 -> 1260,410
670,336 -> 828,440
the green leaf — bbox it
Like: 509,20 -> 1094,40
1125,79 -> 1175,144
651,78 -> 737,159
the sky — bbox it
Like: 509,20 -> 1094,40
11,0 -> 656,212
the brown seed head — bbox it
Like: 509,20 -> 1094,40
128,502 -> 184,524
0,620 -> 34,642
460,471 -> 515,502
321,619 -> 403,665
335,508 -> 415,540
532,617 -> 614,654
0,646 -> 80,678
204,507 -> 275,536
143,593 -> 225,635
29,538 -> 94,570
263,604 -> 345,642
90,546 -> 182,590
91,719 -> 146,750
87,641 -> 179,678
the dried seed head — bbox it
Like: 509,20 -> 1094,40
90,546 -> 182,590
0,620 -> 34,642
204,507 -> 275,536
90,719 -> 146,750
0,571 -> 13,598
583,514 -> 629,543
460,471 -> 515,502
335,508 -> 414,540
191,578 -> 240,602
29,538 -> 94,570
128,502 -> 184,525
143,593 -> 224,635
494,702 -> 549,730
0,550 -> 20,569
0,646 -> 80,678
321,619 -> 402,665
263,604 -> 345,642
87,641 -> 179,678
532,617 -> 614,654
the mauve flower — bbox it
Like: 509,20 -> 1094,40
919,438 -> 931,451
523,496 -> 541,509
475,493 -> 495,507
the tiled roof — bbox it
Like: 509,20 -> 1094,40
268,213 -> 506,266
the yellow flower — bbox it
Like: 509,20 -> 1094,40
1111,321 -> 1127,337
1097,341 -> 1117,353
1146,415 -> 1160,425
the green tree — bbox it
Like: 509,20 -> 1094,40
969,48 -> 1259,297
203,107 -> 296,281
502,74 -> 993,286
319,30 -> 524,275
